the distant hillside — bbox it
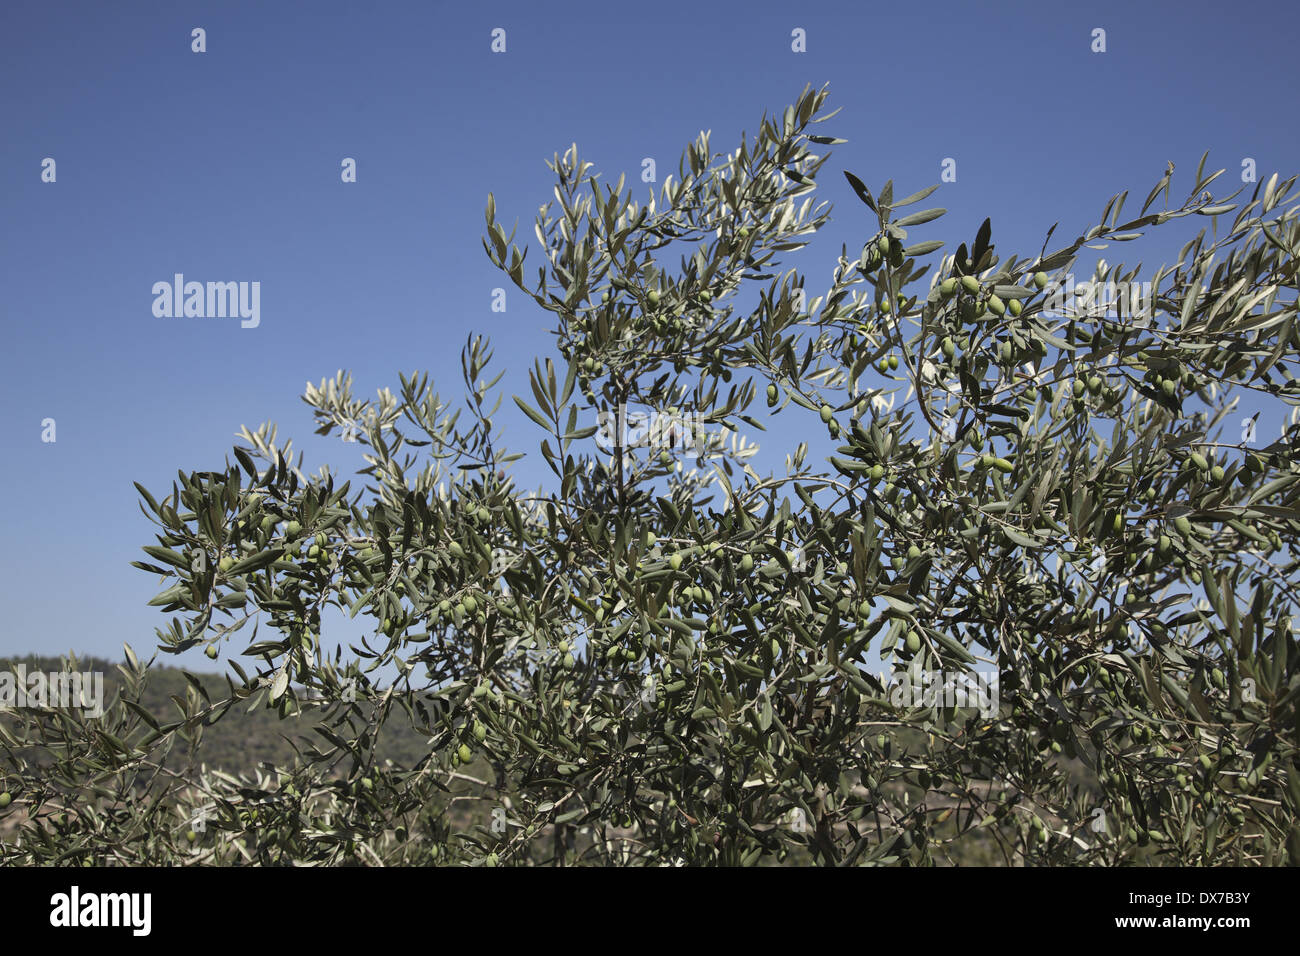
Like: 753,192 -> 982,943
0,654 -> 432,778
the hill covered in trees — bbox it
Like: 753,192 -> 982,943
0,654 -> 431,777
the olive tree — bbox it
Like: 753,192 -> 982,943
4,84 -> 1298,866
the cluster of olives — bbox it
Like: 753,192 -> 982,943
861,234 -> 906,272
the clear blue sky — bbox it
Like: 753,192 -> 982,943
1,0 -> 1295,664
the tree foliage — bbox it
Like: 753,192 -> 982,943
5,85 -> 1300,865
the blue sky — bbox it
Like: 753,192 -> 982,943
1,0 -> 1295,665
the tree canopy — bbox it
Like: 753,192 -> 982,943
4,84 -> 1299,866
